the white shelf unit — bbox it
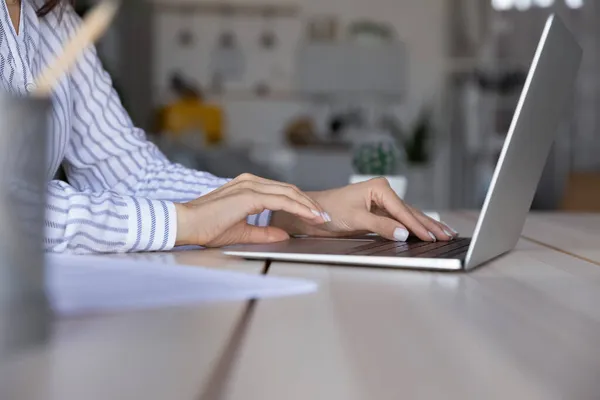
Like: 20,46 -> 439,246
292,41 -> 445,209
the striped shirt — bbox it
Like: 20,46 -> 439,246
0,1 -> 270,254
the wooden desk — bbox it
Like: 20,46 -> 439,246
2,213 -> 600,400
522,213 -> 600,264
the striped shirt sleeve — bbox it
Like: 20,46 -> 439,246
46,181 -> 176,254
44,8 -> 270,254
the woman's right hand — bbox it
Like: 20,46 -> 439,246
174,173 -> 330,247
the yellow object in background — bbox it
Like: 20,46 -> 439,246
158,98 -> 225,146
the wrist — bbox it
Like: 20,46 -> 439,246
271,191 -> 330,236
174,203 -> 193,246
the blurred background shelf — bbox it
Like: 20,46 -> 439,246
85,0 -> 600,212
152,1 -> 300,17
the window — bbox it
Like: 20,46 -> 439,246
492,0 -> 583,10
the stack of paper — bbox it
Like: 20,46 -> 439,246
46,254 -> 317,316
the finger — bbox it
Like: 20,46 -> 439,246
238,225 -> 290,244
408,206 -> 459,240
407,207 -> 453,241
235,181 -> 327,223
240,190 -> 324,225
441,221 -> 460,237
234,174 -> 330,221
371,182 -> 435,242
195,173 -> 331,222
363,213 -> 410,242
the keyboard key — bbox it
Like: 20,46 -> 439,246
413,239 -> 471,258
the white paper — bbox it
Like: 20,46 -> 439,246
46,254 -> 317,316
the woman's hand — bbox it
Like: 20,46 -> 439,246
272,177 -> 458,242
174,174 -> 330,247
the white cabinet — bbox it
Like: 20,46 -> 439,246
296,42 -> 407,97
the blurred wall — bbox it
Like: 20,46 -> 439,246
119,0 -> 154,131
152,0 -> 448,144
94,0 -> 154,131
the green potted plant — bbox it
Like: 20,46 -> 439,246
350,132 -> 408,198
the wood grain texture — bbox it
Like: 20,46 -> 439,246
235,213 -> 600,399
1,249 -> 265,400
522,213 -> 600,264
2,213 -> 600,400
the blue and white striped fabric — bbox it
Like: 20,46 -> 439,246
0,1 -> 270,254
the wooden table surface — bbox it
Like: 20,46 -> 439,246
522,213 -> 600,264
2,213 -> 600,400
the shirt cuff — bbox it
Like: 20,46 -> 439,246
247,210 -> 273,227
123,198 -> 177,252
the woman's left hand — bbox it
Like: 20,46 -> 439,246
272,177 -> 458,242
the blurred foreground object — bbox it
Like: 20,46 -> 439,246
0,95 -> 51,363
562,173 -> 600,212
34,0 -> 120,97
157,73 -> 225,146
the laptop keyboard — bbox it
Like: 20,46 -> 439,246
345,237 -> 471,260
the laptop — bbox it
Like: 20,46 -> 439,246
225,15 -> 582,272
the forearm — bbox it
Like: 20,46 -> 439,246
132,150 -> 229,202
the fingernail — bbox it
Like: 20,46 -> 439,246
322,212 -> 332,222
394,228 -> 409,242
311,209 -> 321,218
443,229 -> 454,239
443,222 -> 459,235
428,232 -> 437,242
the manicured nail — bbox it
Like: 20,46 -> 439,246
443,229 -> 454,239
443,222 -> 459,235
428,232 -> 437,242
322,212 -> 332,222
394,228 -> 409,242
311,209 -> 321,218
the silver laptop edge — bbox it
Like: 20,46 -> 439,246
225,251 -> 464,271
225,15 -> 582,271
465,15 -> 581,270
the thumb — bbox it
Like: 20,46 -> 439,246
364,214 -> 410,242
239,225 -> 290,244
